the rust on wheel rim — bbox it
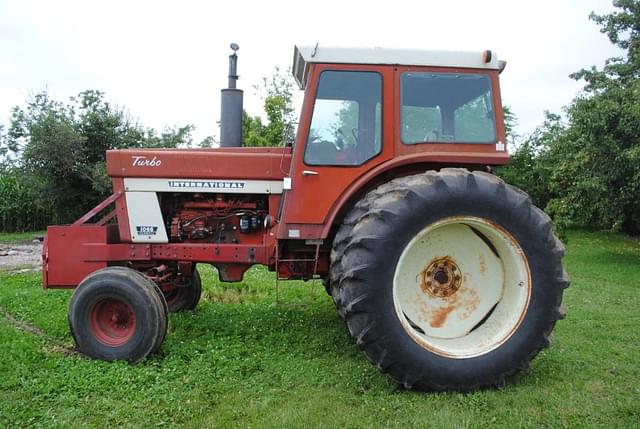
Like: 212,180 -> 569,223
89,298 -> 136,346
392,216 -> 531,358
420,257 -> 462,298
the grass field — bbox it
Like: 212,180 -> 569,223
0,231 -> 45,244
0,230 -> 638,428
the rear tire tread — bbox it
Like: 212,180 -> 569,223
331,169 -> 569,391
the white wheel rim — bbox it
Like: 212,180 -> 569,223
392,216 -> 531,358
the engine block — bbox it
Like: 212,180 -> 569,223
163,193 -> 267,243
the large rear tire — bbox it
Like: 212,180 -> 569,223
332,169 -> 569,391
329,181 -> 398,317
68,267 -> 168,362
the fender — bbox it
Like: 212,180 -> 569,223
320,151 -> 509,238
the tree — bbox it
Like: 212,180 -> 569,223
572,0 -> 640,89
498,0 -> 640,234
6,92 -> 91,221
260,67 -> 297,146
502,105 -> 519,146
198,136 -> 215,148
547,1 -> 640,233
242,112 -> 269,147
498,112 -> 565,213
0,125 -> 8,169
0,90 -> 195,230
242,68 -> 297,147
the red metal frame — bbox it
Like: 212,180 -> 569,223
72,192 -> 121,226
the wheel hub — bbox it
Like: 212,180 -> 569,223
89,298 -> 137,346
421,257 -> 461,298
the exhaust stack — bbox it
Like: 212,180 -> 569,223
220,43 -> 243,147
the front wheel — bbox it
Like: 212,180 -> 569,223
68,267 -> 168,362
163,268 -> 202,313
332,169 -> 569,391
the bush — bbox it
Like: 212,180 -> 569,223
0,90 -> 194,232
499,1 -> 640,235
0,169 -> 58,232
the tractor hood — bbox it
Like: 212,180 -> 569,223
106,147 -> 290,180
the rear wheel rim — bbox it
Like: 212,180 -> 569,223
392,216 -> 531,359
89,298 -> 137,346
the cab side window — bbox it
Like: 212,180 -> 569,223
304,71 -> 382,166
401,72 -> 496,144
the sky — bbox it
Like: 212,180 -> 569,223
0,0 -> 623,144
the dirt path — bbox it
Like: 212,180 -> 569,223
0,242 -> 43,273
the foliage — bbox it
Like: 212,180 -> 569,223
498,112 -> 565,213
242,111 -> 270,147
0,125 -> 6,166
260,67 -> 297,146
0,90 -> 194,231
0,170 -> 57,232
243,68 -> 297,147
335,101 -> 361,148
0,230 -> 638,427
502,105 -> 518,145
546,80 -> 640,233
573,0 -> 640,89
498,1 -> 640,234
198,135 -> 215,148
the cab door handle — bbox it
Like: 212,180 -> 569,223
302,170 -> 319,176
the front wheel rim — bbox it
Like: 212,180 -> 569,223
392,216 -> 531,359
89,297 -> 137,347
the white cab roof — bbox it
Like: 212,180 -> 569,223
292,45 -> 502,89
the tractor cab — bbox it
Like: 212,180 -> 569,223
279,46 -> 509,238
293,46 -> 505,153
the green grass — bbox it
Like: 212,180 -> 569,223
0,230 -> 46,244
0,230 -> 639,428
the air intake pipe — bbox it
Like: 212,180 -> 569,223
220,43 -> 243,147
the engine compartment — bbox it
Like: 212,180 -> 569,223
160,193 -> 270,244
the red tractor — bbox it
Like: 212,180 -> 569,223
43,44 -> 568,391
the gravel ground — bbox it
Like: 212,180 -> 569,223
0,242 -> 43,272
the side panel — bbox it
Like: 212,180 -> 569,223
44,225 -> 119,288
125,192 -> 169,243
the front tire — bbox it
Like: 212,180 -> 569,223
332,169 -> 569,391
163,268 -> 202,313
68,267 -> 168,362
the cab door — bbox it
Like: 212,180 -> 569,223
280,64 -> 394,239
